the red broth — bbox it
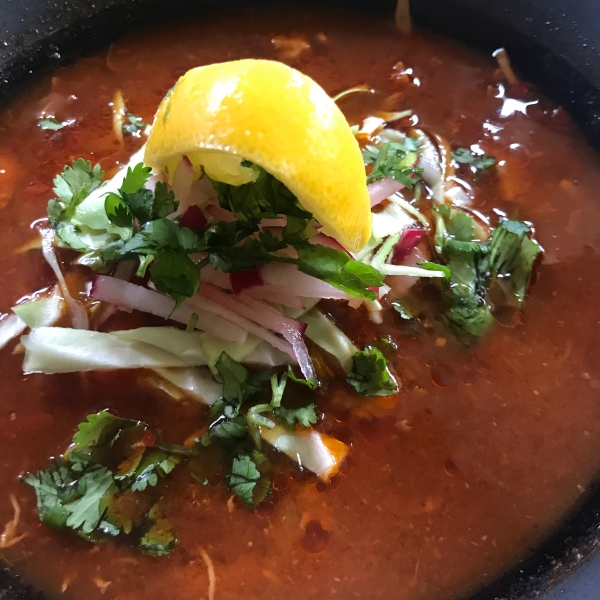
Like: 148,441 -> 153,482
1,9 -> 600,600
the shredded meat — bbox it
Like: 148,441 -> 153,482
0,494 -> 27,549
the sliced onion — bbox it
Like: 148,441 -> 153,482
368,178 -> 404,207
230,266 -> 264,295
199,264 -> 231,289
244,287 -> 305,309
379,264 -> 445,277
91,275 -> 247,344
0,314 -> 27,350
232,292 -> 315,381
187,290 -> 296,361
391,228 -> 426,264
40,228 -> 89,330
199,284 -> 314,379
260,264 -> 350,300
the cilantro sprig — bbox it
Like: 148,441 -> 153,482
362,137 -> 422,188
452,147 -> 496,172
47,159 -> 382,305
23,410 -> 178,554
347,345 -> 398,396
428,205 -> 542,339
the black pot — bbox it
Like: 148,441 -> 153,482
0,1 -> 599,599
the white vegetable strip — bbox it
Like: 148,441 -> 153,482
259,264 -> 350,299
367,178 -> 404,207
12,292 -> 64,329
22,326 -> 208,374
231,291 -> 315,381
199,264 -> 231,289
388,192 -> 429,227
244,287 -> 305,309
300,309 -> 357,373
152,367 -> 222,405
186,292 -> 296,361
0,314 -> 27,350
261,425 -> 349,482
40,229 -> 89,330
200,284 -> 306,368
379,264 -> 446,277
90,276 -> 247,345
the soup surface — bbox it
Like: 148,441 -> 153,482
1,9 -> 600,600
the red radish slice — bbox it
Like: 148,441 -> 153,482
90,275 -> 247,344
367,177 -> 405,207
391,228 -> 426,264
206,204 -> 236,222
180,205 -> 207,230
200,284 -> 314,380
230,266 -> 264,295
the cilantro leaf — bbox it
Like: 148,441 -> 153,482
38,117 -> 66,130
481,219 -> 542,307
105,193 -> 134,229
215,352 -> 262,404
363,138 -> 422,187
296,244 -> 382,300
22,459 -> 115,535
120,163 -> 152,194
452,147 -> 496,172
149,250 -> 200,306
347,346 -> 398,397
227,451 -> 273,508
273,404 -> 318,428
123,114 -> 146,136
209,414 -> 248,441
139,504 -> 177,556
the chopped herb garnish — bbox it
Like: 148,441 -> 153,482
362,138 -> 422,188
452,147 -> 496,172
273,404 -> 318,428
227,451 -> 273,508
123,113 -> 146,136
22,410 -> 179,554
38,117 -> 66,130
347,346 -> 398,397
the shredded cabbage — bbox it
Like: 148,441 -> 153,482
12,293 -> 64,329
300,309 -> 357,373
261,425 -> 348,481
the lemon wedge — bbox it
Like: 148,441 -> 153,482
144,59 -> 371,253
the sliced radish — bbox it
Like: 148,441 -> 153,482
391,228 -> 426,264
206,204 -> 235,222
230,266 -> 264,295
180,205 -> 207,230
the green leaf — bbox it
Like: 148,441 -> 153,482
149,250 -> 201,306
123,114 -> 146,136
481,219 -> 542,307
452,147 -> 496,171
38,117 -> 66,130
215,352 -> 260,403
227,451 -> 272,508
53,158 -> 104,212
347,346 -> 398,397
120,163 -> 152,194
273,404 -> 318,428
105,193 -> 134,229
363,139 -> 422,187
417,261 -> 452,280
129,451 -> 180,492
209,414 -> 248,441
296,244 -> 382,300
22,459 -> 116,535
139,504 -> 177,556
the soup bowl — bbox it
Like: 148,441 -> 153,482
0,1 -> 599,599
